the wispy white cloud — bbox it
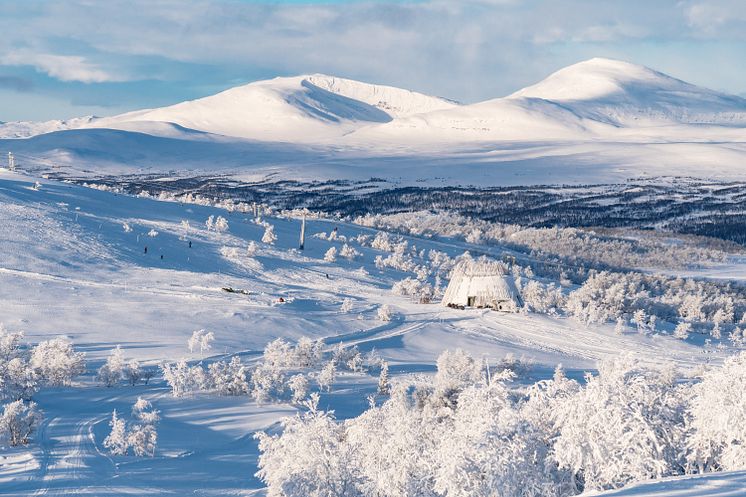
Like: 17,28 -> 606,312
0,51 -> 123,83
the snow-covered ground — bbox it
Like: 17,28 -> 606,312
0,170 -> 736,494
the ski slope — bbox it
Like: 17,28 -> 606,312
0,170 -> 733,495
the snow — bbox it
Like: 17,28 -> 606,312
2,58 -> 746,187
590,471 -> 746,497
0,170 -> 733,494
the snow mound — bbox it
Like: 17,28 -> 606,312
510,57 -> 746,126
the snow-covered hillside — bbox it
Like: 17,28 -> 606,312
511,58 -> 746,127
1,58 -> 746,185
2,170 -> 744,495
91,74 -> 457,142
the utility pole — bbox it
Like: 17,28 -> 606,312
299,211 -> 306,250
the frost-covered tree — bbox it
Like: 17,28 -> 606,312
103,409 -> 129,455
123,359 -> 142,386
377,361 -> 390,396
324,247 -> 338,263
554,356 -> 687,492
161,360 -> 206,397
340,244 -> 361,260
256,394 -> 361,497
187,329 -> 215,358
205,215 -> 214,231
128,397 -> 159,457
0,400 -> 41,446
317,361 -> 336,392
686,351 -> 746,473
30,337 -> 85,387
247,240 -> 258,256
98,346 -> 126,387
262,224 -> 277,245
288,374 -> 310,404
252,364 -> 286,404
209,356 -> 250,396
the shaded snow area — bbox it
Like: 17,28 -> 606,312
0,171 -> 744,496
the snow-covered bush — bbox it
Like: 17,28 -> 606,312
377,361 -> 390,396
256,394 -> 360,497
392,277 -> 433,304
553,356 -> 687,492
214,215 -> 229,233
247,240 -> 258,256
30,337 -> 85,387
377,304 -> 392,322
187,329 -> 215,357
103,410 -> 128,455
161,360 -> 206,398
97,345 -> 126,387
686,351 -> 746,473
0,400 -> 41,446
316,361 -> 336,392
340,298 -> 354,313
323,247 -> 337,263
262,224 -> 277,245
287,374 -> 309,404
124,359 -> 142,386
208,357 -> 250,396
340,244 -> 362,260
251,364 -> 286,404
104,398 -> 159,457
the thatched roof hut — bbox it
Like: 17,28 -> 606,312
442,258 -> 523,312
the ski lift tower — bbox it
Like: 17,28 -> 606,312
7,152 -> 15,172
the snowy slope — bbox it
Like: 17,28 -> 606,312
0,116 -> 99,139
592,471 -> 746,497
92,74 -> 457,142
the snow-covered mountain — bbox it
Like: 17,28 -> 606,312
91,74 -> 458,142
510,57 -> 746,127
2,58 -> 746,184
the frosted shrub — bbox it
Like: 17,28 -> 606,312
247,240 -> 258,256
104,410 -> 128,455
673,322 -> 692,340
0,400 -> 41,446
323,247 -> 337,262
377,361 -> 390,396
317,361 -> 336,392
340,298 -> 354,313
377,304 -> 392,322
187,329 -> 215,357
124,359 -> 142,386
687,351 -> 746,472
30,337 -> 85,387
288,374 -> 309,403
340,243 -> 361,260
553,356 -> 686,492
251,364 -> 286,404
256,394 -> 360,497
214,216 -> 229,233
161,360 -> 205,398
262,224 -> 277,245
147,229 -> 158,238
208,357 -> 250,396
97,345 -> 126,387
392,277 -> 433,304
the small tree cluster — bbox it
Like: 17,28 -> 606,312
103,397 -> 160,457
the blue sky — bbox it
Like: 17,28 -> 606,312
1,0 -> 745,121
